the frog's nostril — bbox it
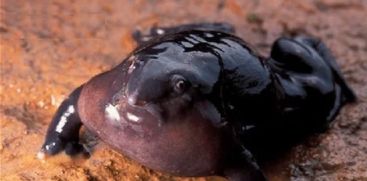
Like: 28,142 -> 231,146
127,95 -> 146,107
127,96 -> 137,106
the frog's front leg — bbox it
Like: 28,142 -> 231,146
38,85 -> 86,158
222,146 -> 267,181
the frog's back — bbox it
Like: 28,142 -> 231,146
141,30 -> 275,127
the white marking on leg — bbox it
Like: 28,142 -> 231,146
105,104 -> 121,124
126,112 -> 140,122
156,29 -> 165,35
55,105 -> 75,133
45,142 -> 56,151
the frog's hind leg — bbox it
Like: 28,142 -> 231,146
38,85 -> 86,158
132,22 -> 235,44
294,36 -> 356,103
268,36 -> 356,131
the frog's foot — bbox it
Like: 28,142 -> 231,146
38,138 -> 88,159
38,86 -> 88,159
133,22 -> 235,44
37,136 -> 65,159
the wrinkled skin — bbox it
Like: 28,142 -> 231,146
39,23 -> 355,181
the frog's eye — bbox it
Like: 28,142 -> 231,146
171,74 -> 189,94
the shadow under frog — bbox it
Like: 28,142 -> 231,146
38,23 -> 356,181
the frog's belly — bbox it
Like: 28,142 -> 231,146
99,115 -> 224,176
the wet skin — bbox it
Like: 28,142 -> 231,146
39,23 -> 356,181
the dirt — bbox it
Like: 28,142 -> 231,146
0,0 -> 366,180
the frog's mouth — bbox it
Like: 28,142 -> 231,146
104,99 -> 165,128
124,101 -> 166,126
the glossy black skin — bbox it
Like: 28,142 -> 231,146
39,23 -> 355,181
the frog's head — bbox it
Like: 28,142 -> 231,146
122,38 -> 223,126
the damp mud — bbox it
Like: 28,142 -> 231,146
1,0 -> 366,180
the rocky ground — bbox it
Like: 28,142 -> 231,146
1,0 -> 366,180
